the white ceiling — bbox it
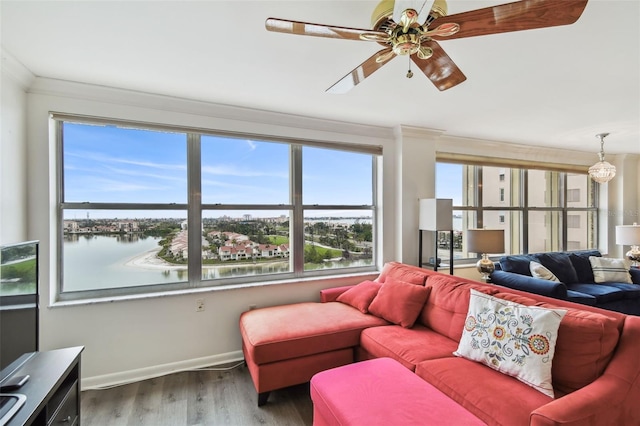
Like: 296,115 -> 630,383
1,0 -> 639,154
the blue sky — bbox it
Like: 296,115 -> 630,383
436,163 -> 463,206
63,122 -> 373,219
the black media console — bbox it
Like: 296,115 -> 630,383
2,346 -> 83,426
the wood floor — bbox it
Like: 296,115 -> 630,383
81,364 -> 313,426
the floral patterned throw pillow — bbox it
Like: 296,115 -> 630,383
454,289 -> 567,398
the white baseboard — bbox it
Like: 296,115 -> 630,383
81,350 -> 244,390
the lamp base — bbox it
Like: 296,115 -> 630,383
627,245 -> 640,268
476,254 -> 495,282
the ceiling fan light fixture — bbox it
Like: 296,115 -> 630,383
588,133 -> 616,184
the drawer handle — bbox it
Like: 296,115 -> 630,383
60,415 -> 72,423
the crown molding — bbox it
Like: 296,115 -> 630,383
437,134 -> 596,167
28,77 -> 395,144
394,125 -> 445,140
1,47 -> 35,89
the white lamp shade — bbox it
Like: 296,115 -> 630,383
467,229 -> 505,254
616,224 -> 640,245
419,199 -> 453,231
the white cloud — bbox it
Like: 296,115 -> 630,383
202,164 -> 287,178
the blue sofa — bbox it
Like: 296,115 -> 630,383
490,250 -> 640,315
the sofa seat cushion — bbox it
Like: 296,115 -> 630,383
565,290 -> 597,305
599,282 -> 640,297
239,302 -> 388,365
359,324 -> 458,370
565,283 -> 632,304
416,357 -> 552,426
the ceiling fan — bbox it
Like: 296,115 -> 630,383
265,0 -> 588,93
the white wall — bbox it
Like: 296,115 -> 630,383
0,51 -> 32,244
5,74 -> 638,389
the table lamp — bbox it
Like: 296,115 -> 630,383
615,223 -> 640,267
467,229 -> 505,281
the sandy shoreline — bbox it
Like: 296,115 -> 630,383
124,247 -> 184,271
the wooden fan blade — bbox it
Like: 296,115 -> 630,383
326,48 -> 396,94
429,0 -> 588,40
265,18 -> 387,41
411,41 -> 466,91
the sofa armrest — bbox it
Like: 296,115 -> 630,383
490,270 -> 568,300
320,285 -> 354,303
630,267 -> 640,284
530,375 -> 630,426
530,315 -> 640,426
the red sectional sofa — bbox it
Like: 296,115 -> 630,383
239,262 -> 640,425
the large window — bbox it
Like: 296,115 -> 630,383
58,118 -> 378,299
436,162 -> 597,262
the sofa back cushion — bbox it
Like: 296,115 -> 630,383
501,252 -> 585,284
419,275 -> 499,342
569,250 -> 602,283
499,254 -> 535,276
538,302 -> 621,394
535,252 -> 579,284
376,261 -> 431,285
491,291 -> 622,394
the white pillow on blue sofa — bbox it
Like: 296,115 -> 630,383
589,256 -> 632,284
529,261 -> 560,282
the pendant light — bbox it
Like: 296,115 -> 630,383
588,133 -> 616,183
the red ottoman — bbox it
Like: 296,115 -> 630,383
310,357 -> 486,426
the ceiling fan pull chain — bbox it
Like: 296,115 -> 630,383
407,58 -> 414,78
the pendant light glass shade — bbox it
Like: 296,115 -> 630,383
588,133 -> 616,183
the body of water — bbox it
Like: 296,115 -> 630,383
64,234 -> 178,291
64,235 -> 371,291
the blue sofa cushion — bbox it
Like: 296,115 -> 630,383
490,270 -> 568,300
535,252 -> 579,284
498,254 -> 535,276
565,290 -> 597,306
569,250 -> 602,283
565,283 -> 630,304
599,283 -> 640,299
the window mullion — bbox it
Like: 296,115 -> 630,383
291,145 -> 304,275
187,133 -> 202,287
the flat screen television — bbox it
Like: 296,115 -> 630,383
0,240 -> 39,385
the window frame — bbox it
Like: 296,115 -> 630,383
436,162 -> 598,264
55,115 -> 380,301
